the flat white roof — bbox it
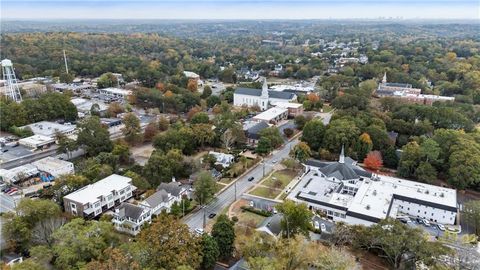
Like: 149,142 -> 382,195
184,71 -> 200,79
19,134 -> 55,146
20,121 -> 76,137
32,156 -> 73,170
348,175 -> 457,219
99,87 -> 132,96
64,174 -> 133,204
253,107 -> 288,121
291,163 -> 457,221
272,102 -> 303,109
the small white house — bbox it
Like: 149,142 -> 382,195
112,202 -> 151,235
208,151 -> 235,168
140,182 -> 186,215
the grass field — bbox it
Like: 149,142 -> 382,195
249,186 -> 281,199
262,169 -> 297,189
235,210 -> 266,228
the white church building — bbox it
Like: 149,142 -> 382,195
233,78 -> 297,111
288,147 -> 458,226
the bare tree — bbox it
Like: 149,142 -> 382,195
32,216 -> 67,247
221,128 -> 235,150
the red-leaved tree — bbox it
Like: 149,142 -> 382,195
363,151 -> 383,170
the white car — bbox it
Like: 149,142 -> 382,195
272,207 -> 278,214
194,228 -> 204,235
437,224 -> 446,231
313,221 -> 320,230
320,223 -> 327,232
249,201 -> 254,207
422,219 -> 431,227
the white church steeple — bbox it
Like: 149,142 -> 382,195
261,77 -> 269,98
382,72 -> 387,83
339,145 -> 345,164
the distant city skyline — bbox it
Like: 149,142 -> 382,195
1,0 -> 479,20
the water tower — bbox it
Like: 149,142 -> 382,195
1,59 -> 22,102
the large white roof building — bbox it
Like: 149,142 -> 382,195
288,148 -> 457,226
63,174 -> 136,218
20,121 -> 76,137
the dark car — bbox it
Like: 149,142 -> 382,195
208,213 -> 217,219
248,176 -> 254,182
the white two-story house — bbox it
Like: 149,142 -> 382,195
112,202 -> 151,235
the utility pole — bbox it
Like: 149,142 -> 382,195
234,181 -> 237,201
263,162 -> 266,177
63,50 -> 69,74
182,198 -> 185,217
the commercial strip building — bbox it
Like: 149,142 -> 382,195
270,102 -> 304,117
288,148 -> 457,226
63,174 -> 136,218
18,135 -> 56,149
32,156 -> 74,178
252,107 -> 288,124
20,121 -> 76,138
0,156 -> 73,183
98,87 -> 132,99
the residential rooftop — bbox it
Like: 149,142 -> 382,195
64,174 -> 134,204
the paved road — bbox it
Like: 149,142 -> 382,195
0,192 -> 17,213
184,138 -> 300,230
0,147 -> 58,169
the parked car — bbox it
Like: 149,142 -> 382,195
249,201 -> 254,207
272,207 -> 277,214
194,228 -> 204,235
248,176 -> 254,181
422,219 -> 431,227
320,223 -> 327,232
208,213 -> 217,219
437,224 -> 446,231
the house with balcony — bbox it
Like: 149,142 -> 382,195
112,202 -> 151,235
140,181 -> 187,215
63,174 -> 136,218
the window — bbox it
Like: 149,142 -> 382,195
418,210 -> 420,213
120,190 -> 125,195
71,203 -> 76,209
94,202 -> 100,208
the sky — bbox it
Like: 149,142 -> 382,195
1,0 -> 479,20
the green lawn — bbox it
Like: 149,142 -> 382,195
215,182 -> 226,193
219,178 -> 234,185
262,170 -> 297,189
249,186 -> 281,199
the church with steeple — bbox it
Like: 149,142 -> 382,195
286,146 -> 458,227
233,77 -> 297,110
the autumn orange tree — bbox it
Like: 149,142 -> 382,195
129,215 -> 202,269
363,151 -> 383,170
187,79 -> 198,92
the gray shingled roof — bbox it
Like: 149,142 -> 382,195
234,87 -> 295,100
117,203 -> 144,220
246,121 -> 269,139
145,189 -> 169,207
268,91 -> 295,99
305,158 -> 372,180
157,182 -> 182,197
235,87 -> 262,96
